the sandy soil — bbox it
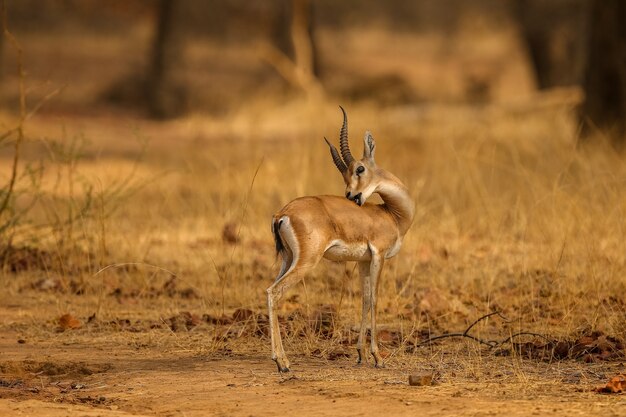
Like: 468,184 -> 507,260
1,328 -> 624,417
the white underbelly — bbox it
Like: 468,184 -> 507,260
323,240 -> 370,262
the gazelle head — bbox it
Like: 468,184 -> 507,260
325,106 -> 379,206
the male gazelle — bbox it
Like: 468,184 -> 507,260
267,107 -> 415,372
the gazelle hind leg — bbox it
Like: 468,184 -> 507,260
267,261 -> 323,372
268,249 -> 292,370
267,274 -> 295,371
356,261 -> 371,365
266,216 -> 322,372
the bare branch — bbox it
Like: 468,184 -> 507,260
463,311 -> 508,336
413,311 -> 504,349
412,311 -> 550,353
497,331 -> 551,347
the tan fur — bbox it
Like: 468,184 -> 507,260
267,113 -> 415,372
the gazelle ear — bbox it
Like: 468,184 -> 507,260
363,131 -> 376,162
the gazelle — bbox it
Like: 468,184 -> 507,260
267,107 -> 415,372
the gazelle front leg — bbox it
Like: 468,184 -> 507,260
368,247 -> 385,368
356,261 -> 371,365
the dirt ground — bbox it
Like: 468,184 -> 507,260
1,325 -> 624,417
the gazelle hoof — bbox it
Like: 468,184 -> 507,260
372,352 -> 385,368
356,349 -> 366,365
274,358 -> 290,373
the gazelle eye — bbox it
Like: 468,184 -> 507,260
356,166 -> 365,175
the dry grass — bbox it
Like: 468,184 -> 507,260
2,98 -> 626,357
1,24 -> 625,416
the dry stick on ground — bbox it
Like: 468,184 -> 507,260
415,311 -> 506,348
413,311 -> 549,350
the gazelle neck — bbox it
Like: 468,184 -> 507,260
376,171 -> 415,236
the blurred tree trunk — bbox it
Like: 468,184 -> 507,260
271,0 -> 320,80
0,27 -> 3,83
0,2 -> 4,82
291,0 -> 319,78
146,0 -> 187,119
581,0 -> 626,142
272,0 -> 294,63
515,0 -> 589,89
102,0 -> 187,119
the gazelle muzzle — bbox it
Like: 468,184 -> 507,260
346,191 -> 363,206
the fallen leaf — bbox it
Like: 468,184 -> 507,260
327,350 -> 350,361
222,222 -> 239,244
378,329 -> 402,346
165,312 -> 201,331
596,374 -> 626,394
58,314 -> 82,331
409,373 -> 434,386
203,313 -> 233,325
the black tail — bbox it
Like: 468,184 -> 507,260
272,218 -> 285,255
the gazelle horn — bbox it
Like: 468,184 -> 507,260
338,106 -> 354,166
325,137 -> 347,174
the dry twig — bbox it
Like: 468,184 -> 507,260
413,311 -> 549,351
